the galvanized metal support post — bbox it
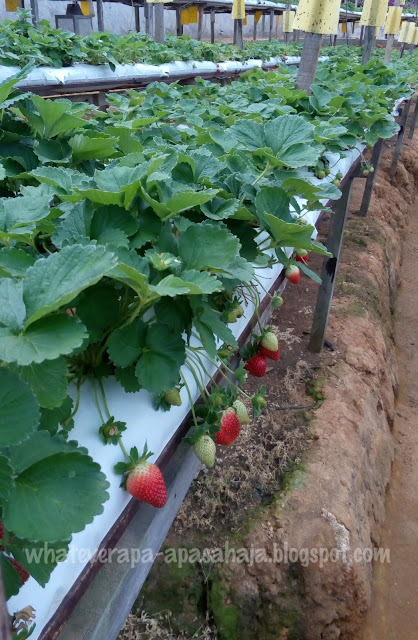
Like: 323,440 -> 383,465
134,4 -> 140,32
309,176 -> 354,353
399,42 -> 406,58
176,7 -> 183,35
96,0 -> 104,31
358,138 -> 384,217
236,19 -> 243,48
360,24 -> 364,45
154,1 -> 165,44
144,1 -> 150,35
30,0 -> 39,26
253,13 -> 257,41
197,5 -> 204,40
408,93 -> 418,139
210,10 -> 215,43
269,10 -> 274,41
390,99 -> 412,182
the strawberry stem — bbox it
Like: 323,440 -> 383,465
118,437 -> 130,462
180,371 -> 199,428
98,378 -> 112,420
185,358 -> 209,403
63,377 -> 83,426
92,378 -> 105,423
188,345 -> 252,402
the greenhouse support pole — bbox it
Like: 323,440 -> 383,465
197,5 -> 204,40
0,564 -> 12,640
360,24 -> 364,44
384,0 -> 401,63
309,176 -> 354,353
390,99 -> 412,182
262,13 -> 266,36
253,14 -> 257,40
154,2 -> 165,44
408,94 -> 418,139
210,10 -> 216,43
30,0 -> 39,26
399,42 -> 405,57
236,19 -> 244,49
358,138 -> 384,217
269,10 -> 274,41
96,0 -> 104,31
145,1 -> 150,34
362,25 -> 376,64
176,8 -> 183,35
295,32 -> 322,94
134,4 -> 140,32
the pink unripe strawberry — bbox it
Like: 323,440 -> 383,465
285,265 -> 300,285
126,461 -> 167,508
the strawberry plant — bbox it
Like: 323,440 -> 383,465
0,44 -> 415,611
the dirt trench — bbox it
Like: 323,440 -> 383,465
118,126 -> 418,640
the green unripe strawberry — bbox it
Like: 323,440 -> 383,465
317,170 -> 326,179
336,172 -> 343,180
232,399 -> 250,425
272,294 -> 284,309
332,179 -> 341,187
324,166 -> 330,176
164,388 -> 182,406
261,331 -> 278,352
227,304 -> 243,323
194,435 -> 216,468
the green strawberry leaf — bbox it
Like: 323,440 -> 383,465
23,244 -> 117,327
135,323 -> 186,393
0,369 -> 39,447
0,315 -> 88,365
3,451 -> 109,543
13,357 -> 69,410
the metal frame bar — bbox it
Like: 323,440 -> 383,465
358,138 -> 384,217
390,99 -> 412,182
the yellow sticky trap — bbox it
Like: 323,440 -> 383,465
292,0 -> 340,35
385,6 -> 402,35
232,0 -> 245,21
243,15 -> 247,25
399,20 -> 414,42
188,6 -> 198,23
405,21 -> 416,43
375,25 -> 380,36
360,0 -> 389,27
5,0 -> 19,10
80,1 -> 95,16
181,8 -> 190,25
400,0 -> 405,5
254,10 -> 262,25
283,10 -> 295,33
341,22 -> 347,34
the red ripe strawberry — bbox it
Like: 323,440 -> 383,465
126,461 -> 167,508
9,558 -> 29,585
259,344 -> 280,361
215,408 -> 241,445
285,265 -> 300,285
244,354 -> 267,377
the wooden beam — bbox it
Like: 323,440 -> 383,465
134,4 -> 140,32
390,99 -> 412,182
295,32 -> 322,94
154,1 -> 164,44
197,5 -> 204,40
210,10 -> 216,43
361,25 -> 375,64
358,138 -> 384,217
309,177 -> 354,353
96,0 -> 104,31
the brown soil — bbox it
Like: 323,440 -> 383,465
118,121 -> 418,640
